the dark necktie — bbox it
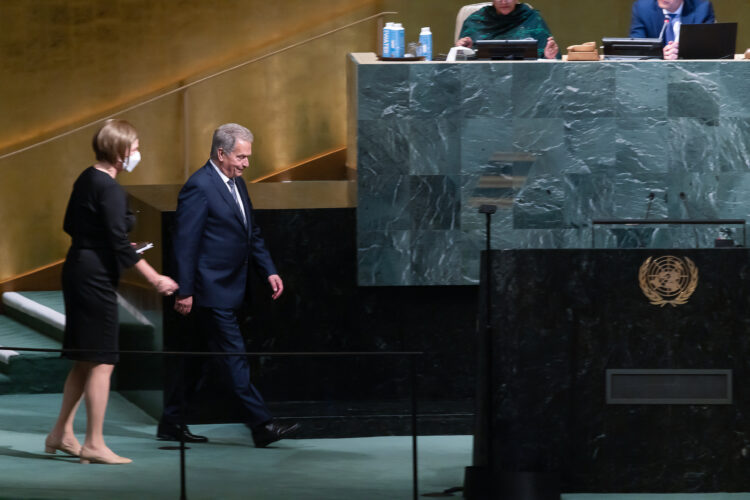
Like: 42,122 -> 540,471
228,179 -> 247,226
665,13 -> 678,43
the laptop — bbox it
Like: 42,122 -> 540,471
679,23 -> 737,60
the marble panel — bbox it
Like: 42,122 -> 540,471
512,118 -> 565,157
615,61 -> 668,117
357,118 -> 410,177
667,117 -> 720,174
407,118 -> 461,175
459,62 -> 513,119
357,64 -> 410,120
356,173 -> 410,232
511,62 -> 565,118
616,117 -> 669,173
564,118 -> 617,170
513,173 -> 566,229
409,175 -> 460,230
410,230 -> 467,285
357,230 -> 413,286
460,117 -> 515,176
562,63 -> 616,118
713,173 -> 750,226
564,171 -> 618,230
719,61 -> 750,118
610,171 -> 671,219
667,62 -> 720,119
408,63 -> 461,118
716,117 -> 750,172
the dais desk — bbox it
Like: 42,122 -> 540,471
348,52 -> 750,286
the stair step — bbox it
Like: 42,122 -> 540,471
0,315 -> 70,393
16,290 -> 154,328
2,291 -> 65,342
2,291 -> 156,345
0,315 -> 62,356
1,290 -> 157,396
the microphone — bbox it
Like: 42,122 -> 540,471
645,192 -> 655,220
658,17 -> 670,42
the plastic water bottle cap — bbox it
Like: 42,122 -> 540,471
421,27 -> 431,34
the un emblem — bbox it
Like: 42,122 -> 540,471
638,256 -> 698,307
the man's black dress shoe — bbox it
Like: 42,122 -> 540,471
157,421 -> 208,443
251,421 -> 300,448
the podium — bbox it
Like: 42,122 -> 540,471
476,248 -> 750,494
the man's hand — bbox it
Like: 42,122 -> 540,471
544,37 -> 559,59
663,41 -> 679,60
174,295 -> 193,316
268,274 -> 284,300
456,36 -> 473,48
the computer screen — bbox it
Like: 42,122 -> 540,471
679,23 -> 737,60
474,39 -> 538,61
602,38 -> 663,60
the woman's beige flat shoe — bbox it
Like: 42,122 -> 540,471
79,449 -> 132,465
44,437 -> 82,457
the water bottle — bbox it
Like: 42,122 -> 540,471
382,22 -> 392,57
419,27 -> 433,61
393,23 -> 405,57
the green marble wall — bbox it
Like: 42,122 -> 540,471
353,56 -> 750,286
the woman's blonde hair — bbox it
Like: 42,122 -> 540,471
92,119 -> 138,166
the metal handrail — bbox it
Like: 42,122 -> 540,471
591,218 -> 747,248
0,11 -> 396,162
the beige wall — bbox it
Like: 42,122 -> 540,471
0,0 -> 384,280
1,0 -> 749,280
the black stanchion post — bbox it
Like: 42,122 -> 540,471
179,353 -> 187,500
464,204 -> 496,500
410,354 -> 419,500
482,205 -> 495,499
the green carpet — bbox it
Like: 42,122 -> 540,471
0,392 -> 469,499
1,393 -> 750,499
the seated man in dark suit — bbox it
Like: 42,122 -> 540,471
629,0 -> 715,60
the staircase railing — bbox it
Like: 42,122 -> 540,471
0,11 -> 396,164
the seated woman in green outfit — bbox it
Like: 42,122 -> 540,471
456,0 -> 559,59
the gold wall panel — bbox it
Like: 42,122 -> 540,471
0,0 -> 382,280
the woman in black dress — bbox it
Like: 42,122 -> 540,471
45,119 -> 178,465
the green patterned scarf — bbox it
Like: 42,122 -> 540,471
459,4 -> 558,59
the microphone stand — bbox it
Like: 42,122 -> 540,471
463,204 -> 497,500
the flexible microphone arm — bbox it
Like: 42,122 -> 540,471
658,17 -> 670,42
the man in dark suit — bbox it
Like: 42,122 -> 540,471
157,123 -> 298,447
629,0 -> 715,59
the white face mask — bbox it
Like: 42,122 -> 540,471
122,150 -> 141,172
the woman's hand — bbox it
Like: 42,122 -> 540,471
544,37 -> 559,59
155,275 -> 178,296
456,36 -> 474,48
